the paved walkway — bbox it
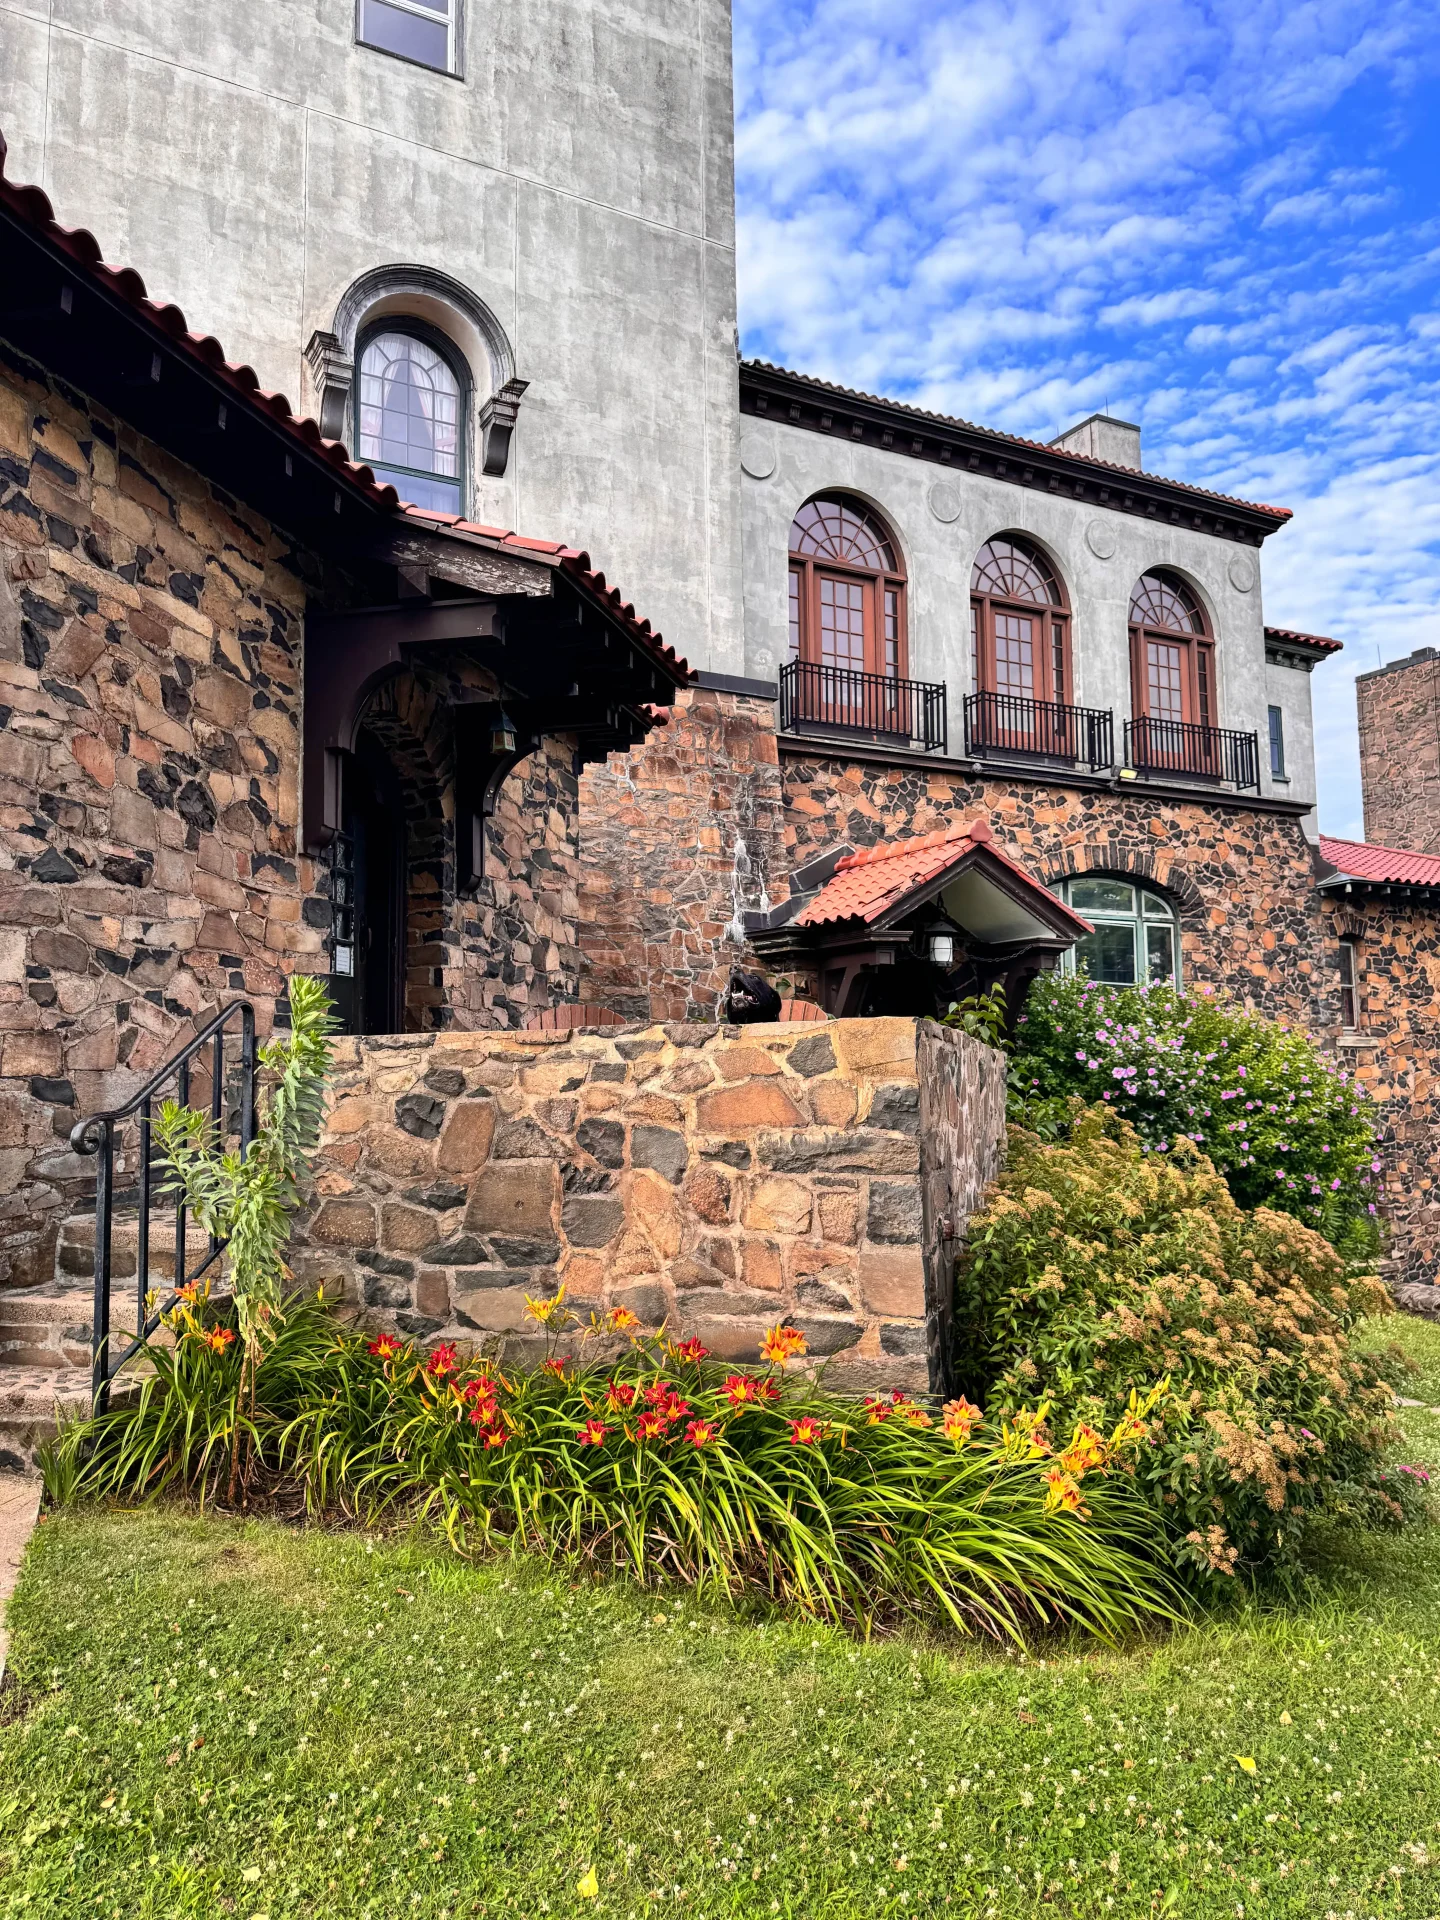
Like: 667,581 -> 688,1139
0,1476 -> 42,1684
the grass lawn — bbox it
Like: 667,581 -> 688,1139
3,1320 -> 1440,1920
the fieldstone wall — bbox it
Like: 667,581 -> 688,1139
1357,650 -> 1440,855
0,338 -> 589,1293
294,1016 -> 1008,1393
576,686 -> 786,1022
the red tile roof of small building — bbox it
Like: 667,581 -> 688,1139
742,359 -> 1294,525
1318,836 -> 1440,888
796,816 -> 1094,933
1266,625 -> 1342,654
0,129 -> 688,685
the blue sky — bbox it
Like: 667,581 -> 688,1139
731,0 -> 1440,839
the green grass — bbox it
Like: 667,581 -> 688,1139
4,1319 -> 1440,1920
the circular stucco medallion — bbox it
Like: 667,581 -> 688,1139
1085,518 -> 1117,560
739,431 -> 776,481
1228,554 -> 1257,593
927,480 -> 962,523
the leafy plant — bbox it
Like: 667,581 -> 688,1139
942,982 -> 1009,1049
954,1105 -> 1414,1592
43,1295 -> 1181,1645
1007,972 -> 1382,1251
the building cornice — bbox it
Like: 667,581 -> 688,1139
739,361 -> 1292,546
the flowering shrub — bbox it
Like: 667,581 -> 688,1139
45,1287 -> 1180,1644
1008,973 -> 1382,1251
955,1106 -> 1414,1590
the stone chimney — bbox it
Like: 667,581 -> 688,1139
1356,647 -> 1440,853
1050,411 -> 1142,471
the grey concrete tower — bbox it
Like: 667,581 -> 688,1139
0,0 -> 744,671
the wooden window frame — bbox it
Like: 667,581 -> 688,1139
1338,938 -> 1363,1031
788,500 -> 908,681
969,538 -> 1071,705
1128,574 -> 1215,727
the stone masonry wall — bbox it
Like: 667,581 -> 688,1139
0,338 -> 588,1292
576,687 -> 786,1022
293,1017 -> 1008,1395
1357,650 -> 1440,855
1320,894 -> 1440,1284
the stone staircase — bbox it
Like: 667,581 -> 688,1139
0,1211 -> 169,1471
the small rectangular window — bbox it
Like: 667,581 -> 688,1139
1268,704 -> 1286,778
357,0 -> 459,75
1339,940 -> 1361,1030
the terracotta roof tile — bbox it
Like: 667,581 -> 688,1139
1266,625 -> 1342,654
1318,836 -> 1440,888
796,816 -> 1093,933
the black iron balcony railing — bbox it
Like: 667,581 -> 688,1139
779,660 -> 947,754
964,692 -> 1114,772
1125,717 -> 1261,790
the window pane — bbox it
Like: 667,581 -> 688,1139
994,611 -> 1036,697
359,333 -> 461,480
1141,890 -> 1172,918
367,463 -> 462,514
359,0 -> 449,69
788,568 -> 801,659
1069,878 -> 1134,914
818,573 -> 867,672
1268,704 -> 1285,776
1145,923 -> 1175,984
1075,924 -> 1137,984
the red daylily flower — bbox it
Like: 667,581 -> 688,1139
603,1380 -> 636,1413
542,1356 -> 570,1378
685,1418 -> 720,1449
673,1336 -> 709,1363
426,1341 -> 458,1377
633,1411 -> 669,1443
576,1420 -> 609,1447
788,1415 -> 828,1447
200,1325 -> 235,1354
368,1334 -> 403,1361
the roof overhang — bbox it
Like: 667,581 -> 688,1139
740,361 -> 1292,547
1265,626 -> 1342,673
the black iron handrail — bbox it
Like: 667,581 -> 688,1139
1124,717 -> 1260,790
69,1001 -> 257,1411
964,692 -> 1114,771
779,660 -> 947,753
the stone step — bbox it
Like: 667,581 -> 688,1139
0,1287 -> 177,1371
0,1365 -> 92,1474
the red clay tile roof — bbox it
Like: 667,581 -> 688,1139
399,506 -> 690,683
0,130 -> 687,685
742,359 -> 1293,525
1266,625 -> 1342,654
1318,837 -> 1440,888
796,816 -> 1094,933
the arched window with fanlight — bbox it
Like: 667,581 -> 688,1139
967,534 -> 1075,759
1054,874 -> 1181,987
1128,571 -> 1217,773
356,325 -> 467,514
788,495 -> 907,678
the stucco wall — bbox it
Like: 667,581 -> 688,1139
738,421 -> 1314,815
0,0 -> 743,675
295,1016 -> 1010,1395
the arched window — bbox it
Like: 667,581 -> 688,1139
788,496 -> 907,681
356,326 -> 466,513
970,535 -> 1070,706
1129,571 -> 1214,732
1055,875 -> 1180,987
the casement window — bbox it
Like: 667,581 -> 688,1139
357,0 -> 461,76
1129,571 -> 1215,730
1055,876 -> 1181,988
355,325 -> 466,513
1268,704 -> 1286,778
969,535 -> 1071,704
787,496 -> 907,680
1339,940 -> 1362,1030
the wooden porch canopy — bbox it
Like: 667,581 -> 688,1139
302,506 -> 691,883
745,817 -> 1093,1018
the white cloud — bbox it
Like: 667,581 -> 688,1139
733,0 -> 1440,836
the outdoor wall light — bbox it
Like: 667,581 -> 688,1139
489,712 -> 518,755
921,918 -> 957,967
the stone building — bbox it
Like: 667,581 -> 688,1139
1357,648 -> 1440,855
1,0 -> 1438,1417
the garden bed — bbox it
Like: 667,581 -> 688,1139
3,1328 -> 1440,1920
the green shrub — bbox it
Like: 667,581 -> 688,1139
1009,973 -> 1382,1251
954,1107 -> 1413,1592
44,1294 -> 1180,1645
